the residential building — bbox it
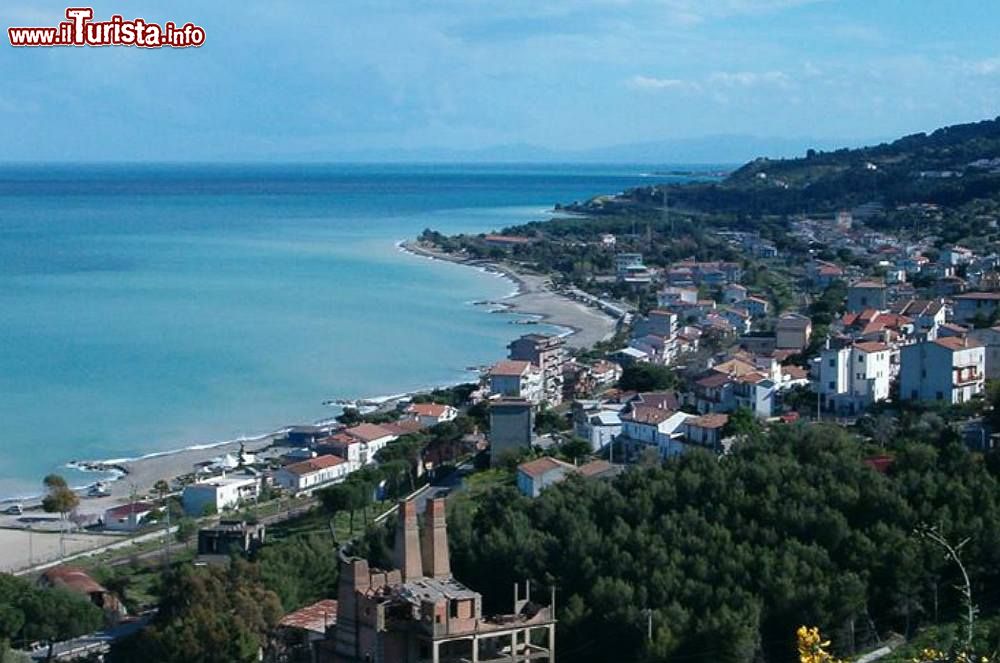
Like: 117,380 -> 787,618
406,403 -> 459,428
953,292 -> 1000,324
775,313 -> 813,351
620,405 -> 692,458
102,502 -> 155,532
689,371 -> 736,414
815,341 -> 892,415
516,457 -> 575,497
809,260 -> 844,288
720,307 -> 753,334
742,296 -> 770,318
508,334 -> 566,405
332,499 -> 555,663
683,414 -> 730,452
893,299 -> 946,338
615,252 -> 652,285
969,326 -> 1000,380
612,346 -> 649,366
900,337 -> 985,404
489,360 -> 544,404
590,359 -> 623,387
489,399 -> 534,465
634,309 -> 678,339
275,454 -> 350,494
723,284 -> 748,304
182,474 -> 260,515
658,286 -> 698,307
733,373 -> 777,419
847,280 -> 888,313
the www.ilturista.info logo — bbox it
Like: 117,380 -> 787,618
8,8 -> 206,48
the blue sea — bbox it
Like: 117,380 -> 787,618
0,163 -> 708,498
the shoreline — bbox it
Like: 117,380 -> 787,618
2,236 -> 617,514
398,239 -> 618,349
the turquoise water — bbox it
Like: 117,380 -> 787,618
0,164 -> 700,497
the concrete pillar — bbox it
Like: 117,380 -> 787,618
393,500 -> 423,581
421,498 -> 451,579
432,640 -> 440,663
548,624 -> 556,662
511,632 -> 518,663
472,635 -> 479,663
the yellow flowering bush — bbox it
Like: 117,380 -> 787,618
797,626 -> 844,663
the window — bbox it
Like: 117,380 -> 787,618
828,381 -> 835,390
936,391 -> 944,401
858,356 -> 864,363
829,359 -> 835,367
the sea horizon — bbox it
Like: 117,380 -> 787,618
0,163 -> 710,499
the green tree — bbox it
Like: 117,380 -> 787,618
618,364 -> 678,392
108,563 -> 282,663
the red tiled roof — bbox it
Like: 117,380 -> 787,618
933,337 -> 983,351
517,457 -> 573,479
42,567 -> 108,596
104,502 -> 156,519
380,419 -> 426,436
782,365 -> 809,380
279,599 -> 338,634
696,372 -> 734,388
576,459 -> 617,478
346,423 -> 396,443
407,403 -> 452,418
624,405 -> 677,425
284,454 -> 345,476
688,414 -> 729,429
490,360 -> 533,377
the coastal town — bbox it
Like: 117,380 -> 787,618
5,177 -> 1000,661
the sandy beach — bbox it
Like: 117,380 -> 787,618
0,237 -> 618,562
400,240 -> 619,349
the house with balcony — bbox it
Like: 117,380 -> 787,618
489,360 -> 544,405
899,337 -> 985,405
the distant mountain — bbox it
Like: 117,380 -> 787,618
330,135 -> 873,165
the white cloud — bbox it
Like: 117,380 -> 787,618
964,57 -> 1000,76
629,70 -> 792,94
627,75 -> 695,91
709,70 -> 791,88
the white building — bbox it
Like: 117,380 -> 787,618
405,402 -> 459,428
489,360 -> 544,404
573,406 -> 623,452
899,337 -> 985,404
620,406 -> 692,458
182,474 -> 260,516
815,341 -> 892,415
103,502 -> 156,532
516,457 -> 575,498
274,454 -> 349,494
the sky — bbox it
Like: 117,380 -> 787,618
2,0 -> 1000,162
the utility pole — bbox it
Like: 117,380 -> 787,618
643,609 -> 653,643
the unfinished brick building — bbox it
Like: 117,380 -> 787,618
333,498 -> 556,663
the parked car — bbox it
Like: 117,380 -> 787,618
3,504 -> 23,516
